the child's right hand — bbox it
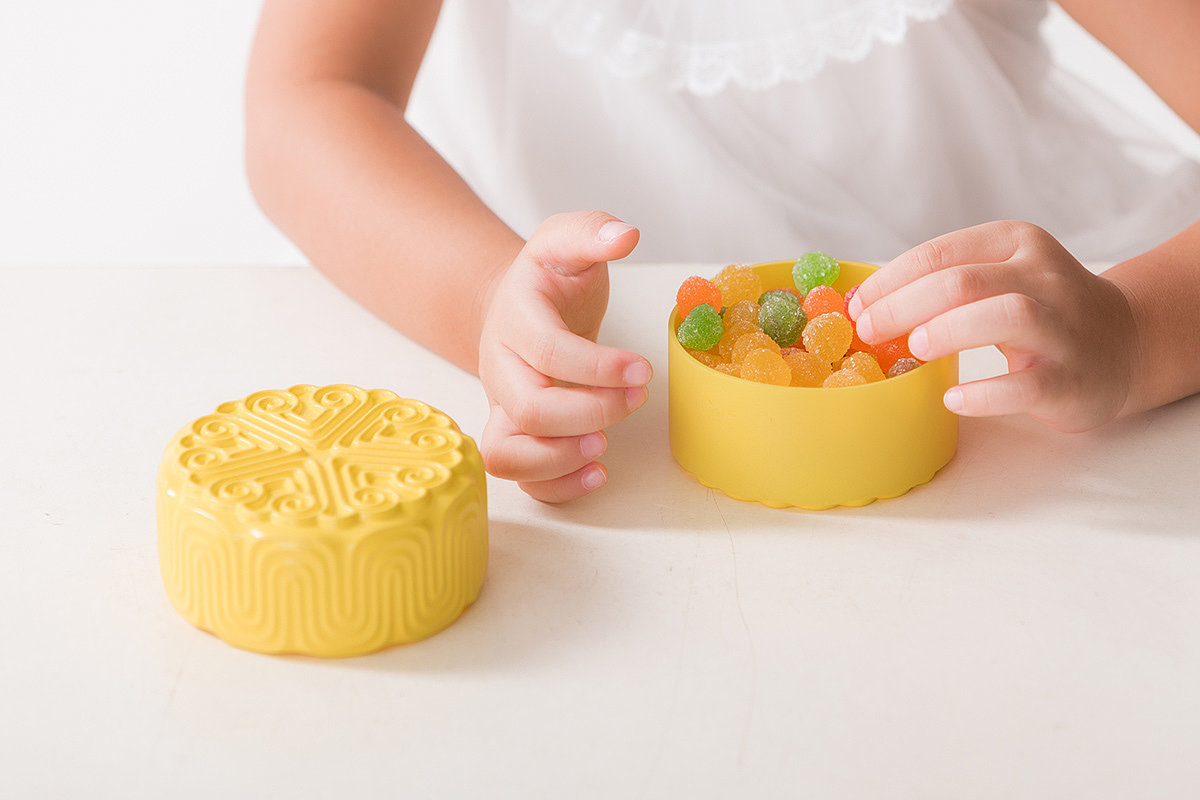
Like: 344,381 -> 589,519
477,211 -> 653,503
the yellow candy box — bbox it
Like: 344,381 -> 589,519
668,259 -> 959,509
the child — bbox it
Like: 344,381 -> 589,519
245,0 -> 1200,502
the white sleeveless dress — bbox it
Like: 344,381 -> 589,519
407,0 -> 1200,263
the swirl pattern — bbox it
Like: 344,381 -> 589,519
157,385 -> 487,657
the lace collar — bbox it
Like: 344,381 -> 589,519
512,0 -> 956,94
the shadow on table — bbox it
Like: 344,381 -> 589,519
310,518 -> 614,672
555,378 -> 1200,537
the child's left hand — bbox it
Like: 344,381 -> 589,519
847,220 -> 1138,432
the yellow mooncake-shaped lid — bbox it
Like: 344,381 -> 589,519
157,384 -> 487,657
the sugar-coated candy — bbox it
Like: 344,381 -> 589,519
676,276 -> 722,319
686,348 -> 725,369
802,312 -> 853,363
843,283 -> 860,315
887,357 -> 922,377
739,349 -> 792,385
758,292 -> 807,348
780,347 -> 832,388
872,336 -> 915,373
839,352 -> 885,383
676,304 -> 723,351
714,362 -> 739,376
731,330 -> 781,364
717,319 -> 759,359
802,285 -> 843,320
723,299 -> 761,329
792,252 -> 840,295
713,264 -> 764,306
823,369 -> 868,388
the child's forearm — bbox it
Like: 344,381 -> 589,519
246,79 -> 522,374
1104,218 -> 1200,416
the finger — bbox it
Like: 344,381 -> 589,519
489,345 -> 648,437
521,210 -> 640,275
519,463 -> 609,504
906,293 -> 1052,362
481,408 -> 609,483
943,364 -> 1056,418
849,221 -> 1025,319
854,262 -> 1027,345
508,308 -> 653,387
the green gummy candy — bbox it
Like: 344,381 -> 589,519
677,304 -> 723,351
758,292 -> 807,348
792,251 -> 840,295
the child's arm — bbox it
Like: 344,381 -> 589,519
246,0 -> 651,502
848,0 -> 1200,431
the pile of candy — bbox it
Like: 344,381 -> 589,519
674,253 -> 923,387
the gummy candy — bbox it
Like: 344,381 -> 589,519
676,276 -> 722,319
872,336 -> 915,373
714,362 -> 740,376
758,292 -> 807,348
843,283 -> 860,315
739,349 -> 792,385
780,347 -> 832,388
823,369 -> 868,388
723,299 -> 761,329
676,304 -> 723,351
686,348 -> 725,369
839,351 -> 885,383
713,264 -> 764,306
792,252 -> 840,295
802,312 -> 853,363
888,357 -> 922,377
717,319 -> 759,360
731,330 -> 781,364
802,285 -> 843,320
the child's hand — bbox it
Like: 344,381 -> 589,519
847,221 -> 1137,432
477,211 -> 652,502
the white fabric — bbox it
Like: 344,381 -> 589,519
408,0 -> 1200,264
511,0 -> 955,94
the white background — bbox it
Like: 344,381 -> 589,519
1,1 -> 1198,269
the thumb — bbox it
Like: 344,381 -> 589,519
521,211 -> 640,275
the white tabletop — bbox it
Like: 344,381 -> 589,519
2,263 -> 1199,799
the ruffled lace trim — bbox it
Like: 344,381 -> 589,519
512,0 -> 956,94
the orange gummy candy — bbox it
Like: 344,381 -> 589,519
802,285 -> 843,319
723,299 -> 761,329
713,264 -> 763,306
717,320 -> 759,360
802,313 -> 853,363
839,351 -> 886,383
686,348 -> 725,369
676,276 -> 723,319
780,347 -> 832,387
823,369 -> 868,388
872,335 -> 916,373
731,330 -> 781,364
739,349 -> 792,385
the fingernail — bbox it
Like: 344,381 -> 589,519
856,311 -> 874,342
908,327 -> 929,359
847,295 -> 863,319
622,360 -> 652,385
581,465 -> 607,491
598,220 -> 634,244
944,386 -> 964,413
625,385 -> 647,411
580,432 -> 607,460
